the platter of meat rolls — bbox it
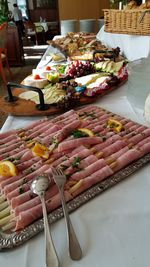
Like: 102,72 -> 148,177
0,105 -> 150,250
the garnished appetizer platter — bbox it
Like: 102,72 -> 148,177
0,105 -> 150,249
0,32 -> 128,116
47,32 -> 121,62
0,57 -> 128,116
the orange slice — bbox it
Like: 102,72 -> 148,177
0,161 -> 18,177
78,128 -> 94,137
107,118 -> 123,133
31,142 -> 49,159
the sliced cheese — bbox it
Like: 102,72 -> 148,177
75,73 -> 101,86
87,76 -> 110,88
19,85 -> 66,104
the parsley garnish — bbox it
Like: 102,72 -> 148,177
71,157 -> 81,168
22,177 -> 28,185
14,156 -> 22,161
60,164 -> 68,170
66,173 -> 72,179
19,187 -> 24,195
72,130 -> 88,138
88,112 -> 97,119
25,138 -> 32,142
51,137 -> 58,145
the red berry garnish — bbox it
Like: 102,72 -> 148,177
45,66 -> 51,71
34,74 -> 41,80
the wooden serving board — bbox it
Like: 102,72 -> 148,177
0,88 -> 95,116
0,80 -> 126,116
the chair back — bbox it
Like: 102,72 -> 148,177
60,20 -> 78,35
24,21 -> 36,35
79,19 -> 96,33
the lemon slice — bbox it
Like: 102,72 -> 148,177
32,143 -> 49,159
78,128 -> 94,137
52,54 -> 63,62
107,118 -> 123,133
46,72 -> 59,83
0,161 -> 18,177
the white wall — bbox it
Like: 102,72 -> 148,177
8,0 -> 34,11
8,0 -> 17,12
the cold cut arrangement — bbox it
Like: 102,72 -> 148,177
0,105 -> 150,232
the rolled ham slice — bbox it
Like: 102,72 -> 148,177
4,165 -> 50,196
51,109 -> 77,123
99,140 -> 127,158
0,141 -> 25,155
13,184 -> 59,216
70,158 -> 106,181
139,143 -> 150,155
0,136 -> 21,149
136,136 -> 150,147
71,165 -> 113,197
112,149 -> 142,172
15,191 -> 72,230
58,147 -> 92,169
21,118 -> 48,131
0,159 -> 43,190
0,130 -> 17,141
23,122 -> 55,140
64,154 -> 98,176
58,136 -> 103,152
51,145 -> 87,167
91,134 -> 121,153
35,124 -> 61,140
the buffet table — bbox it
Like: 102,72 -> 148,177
1,59 -> 150,266
97,26 -> 150,61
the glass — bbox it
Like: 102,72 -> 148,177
127,58 -> 150,124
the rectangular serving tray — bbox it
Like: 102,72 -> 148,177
0,152 -> 150,250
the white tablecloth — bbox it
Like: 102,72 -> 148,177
1,62 -> 150,267
97,26 -> 150,61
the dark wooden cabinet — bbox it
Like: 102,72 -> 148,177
28,0 -> 59,23
7,25 -> 24,66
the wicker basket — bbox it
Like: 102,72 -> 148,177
103,9 -> 150,35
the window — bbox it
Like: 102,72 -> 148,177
34,0 -> 57,9
17,0 -> 28,20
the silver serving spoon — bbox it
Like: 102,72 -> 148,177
31,175 -> 59,267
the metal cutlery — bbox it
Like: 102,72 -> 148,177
31,175 -> 59,267
51,167 -> 82,261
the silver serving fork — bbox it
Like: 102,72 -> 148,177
51,167 -> 82,261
